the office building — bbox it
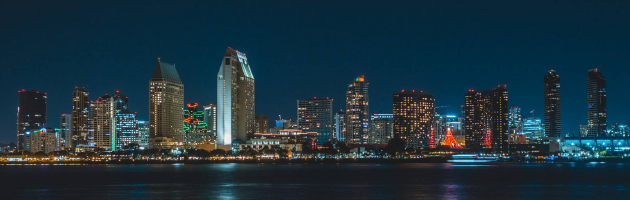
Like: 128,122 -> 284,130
184,103 -> 209,144
89,94 -> 115,151
334,111 -> 346,141
464,86 -> 508,153
298,97 -> 333,145
345,76 -> 369,144
72,87 -> 90,149
60,113 -> 72,150
255,115 -> 269,134
17,90 -> 47,151
25,127 -> 60,153
393,90 -> 435,149
204,104 -> 217,139
369,113 -> 393,144
217,47 -> 255,146
522,117 -> 543,140
149,59 -> 185,148
138,121 -> 149,149
544,70 -> 562,137
586,69 -> 606,137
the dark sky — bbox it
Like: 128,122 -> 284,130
2,1 -> 630,143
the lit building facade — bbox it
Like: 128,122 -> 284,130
217,47 -> 255,146
115,112 -> 138,150
60,113 -> 72,150
464,86 -> 508,153
508,107 -> 522,135
25,127 -> 60,153
138,121 -> 149,149
255,115 -> 269,134
72,87 -> 89,149
149,59 -> 185,148
522,117 -> 543,140
586,69 -> 606,137
544,70 -> 561,137
345,76 -> 369,144
184,103 -> 209,144
89,94 -> 115,151
17,90 -> 47,151
369,113 -> 393,144
334,111 -> 346,141
298,97 -> 333,145
393,91 -> 435,149
204,104 -> 217,139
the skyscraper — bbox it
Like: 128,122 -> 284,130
392,90 -> 435,149
60,113 -> 72,150
544,69 -> 561,137
89,94 -> 115,151
17,90 -> 47,151
184,103 -> 208,144
204,104 -> 217,139
587,69 -> 606,137
149,59 -> 184,148
369,113 -> 393,144
508,107 -> 522,135
217,47 -> 255,146
254,115 -> 269,134
112,91 -> 138,150
298,97 -> 333,145
464,86 -> 508,153
334,111 -> 346,141
138,121 -> 149,149
72,87 -> 89,150
345,76 -> 369,144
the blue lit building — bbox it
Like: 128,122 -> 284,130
522,117 -> 544,140
115,111 -> 138,150
138,121 -> 149,149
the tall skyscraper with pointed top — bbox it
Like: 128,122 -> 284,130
587,69 -> 606,137
544,70 -> 561,137
345,76 -> 369,144
149,59 -> 184,148
217,47 -> 255,146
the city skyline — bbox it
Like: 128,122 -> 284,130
3,1 -> 630,143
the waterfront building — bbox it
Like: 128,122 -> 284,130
369,113 -> 393,144
255,115 -> 269,134
393,90 -> 435,149
72,87 -> 90,149
544,70 -> 562,137
115,111 -> 138,150
183,103 -> 209,144
89,94 -> 115,151
217,47 -> 255,146
607,124 -> 629,137
138,121 -> 149,149
334,111 -> 346,141
204,104 -> 217,139
25,127 -> 60,153
60,113 -> 72,150
149,59 -> 185,148
17,90 -> 47,151
298,97 -> 333,145
522,117 -> 544,140
345,76 -> 369,144
464,86 -> 508,153
586,69 -> 606,137
508,107 -> 523,135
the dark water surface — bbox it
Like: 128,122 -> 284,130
2,162 -> 629,199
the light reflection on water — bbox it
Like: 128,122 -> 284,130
3,162 -> 630,199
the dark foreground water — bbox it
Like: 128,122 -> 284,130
2,162 -> 630,199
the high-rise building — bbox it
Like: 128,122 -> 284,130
149,59 -> 185,148
111,91 -> 139,150
204,104 -> 217,139
25,127 -> 60,153
255,115 -> 269,134
17,90 -> 47,151
463,86 -> 508,153
392,90 -> 435,149
522,117 -> 543,140
369,113 -> 393,144
72,87 -> 89,149
89,94 -> 115,151
508,107 -> 522,135
298,97 -> 333,145
587,69 -> 606,137
138,121 -> 149,149
184,103 -> 209,144
544,69 -> 561,137
334,111 -> 346,141
345,76 -> 369,144
217,47 -> 255,146
60,113 -> 72,150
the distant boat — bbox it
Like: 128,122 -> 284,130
448,154 -> 498,163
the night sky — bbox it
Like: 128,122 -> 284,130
1,1 -> 630,143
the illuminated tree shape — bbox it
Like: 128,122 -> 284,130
440,128 -> 462,148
